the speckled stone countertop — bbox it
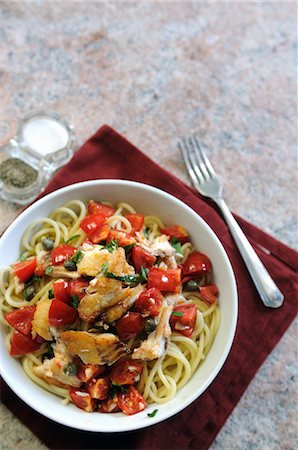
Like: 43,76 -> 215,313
0,2 -> 297,450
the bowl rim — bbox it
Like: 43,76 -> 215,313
0,179 -> 238,432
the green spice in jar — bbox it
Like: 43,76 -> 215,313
0,157 -> 38,188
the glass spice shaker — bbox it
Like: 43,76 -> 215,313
0,111 -> 76,204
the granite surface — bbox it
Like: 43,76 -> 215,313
0,2 -> 297,450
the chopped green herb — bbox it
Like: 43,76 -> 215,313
41,237 -> 54,251
123,243 -> 135,251
108,384 -> 118,398
144,227 -> 150,239
104,238 -> 119,253
70,293 -> 80,309
23,285 -> 35,301
42,343 -> 55,361
64,260 -> 77,271
71,250 -> 84,264
171,311 -> 184,317
18,253 -> 27,262
63,363 -> 78,376
45,266 -> 53,275
170,237 -> 182,254
147,409 -> 158,418
101,262 -> 109,274
140,266 -> 149,281
65,234 -> 80,245
48,288 -> 54,299
104,267 -> 148,286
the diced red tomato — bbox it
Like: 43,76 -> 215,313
147,268 -> 181,293
110,360 -> 143,385
80,214 -> 106,235
107,230 -> 135,246
51,244 -> 76,266
68,279 -> 89,300
135,288 -> 163,317
5,306 -> 36,336
53,280 -> 70,302
13,257 -> 37,282
160,225 -> 189,244
182,252 -> 212,281
170,303 -> 197,337
88,376 -> 110,400
88,222 -> 110,244
124,214 -> 144,232
34,264 -> 45,277
88,200 -> 115,217
48,300 -> 78,326
10,330 -> 41,356
117,386 -> 147,415
132,246 -> 156,272
199,284 -> 219,304
99,395 -> 120,413
115,312 -> 145,340
77,364 -> 106,383
69,388 -> 96,412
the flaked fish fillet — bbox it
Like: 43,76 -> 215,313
78,248 -> 136,322
101,284 -> 144,323
60,331 -> 128,365
77,248 -> 110,277
31,300 -> 52,341
33,341 -> 81,388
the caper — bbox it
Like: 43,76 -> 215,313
23,285 -> 35,301
63,363 -> 78,376
144,317 -> 157,334
183,279 -> 200,291
63,260 -> 77,271
42,237 -> 54,251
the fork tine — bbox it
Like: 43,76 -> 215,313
179,139 -> 204,188
193,136 -> 216,177
189,137 -> 210,180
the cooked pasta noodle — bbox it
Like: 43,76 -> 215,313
0,199 -> 220,413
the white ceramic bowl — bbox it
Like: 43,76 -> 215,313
0,180 -> 238,432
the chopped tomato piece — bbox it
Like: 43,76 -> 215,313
147,268 -> 181,293
88,222 -> 110,244
135,288 -> 163,317
99,395 -> 120,413
199,284 -> 219,304
88,376 -> 110,400
160,225 -> 189,244
53,280 -> 70,302
5,306 -> 36,336
110,360 -> 143,385
107,230 -> 135,246
77,364 -> 106,383
115,312 -> 145,340
132,246 -> 156,272
13,257 -> 37,282
182,252 -> 212,281
10,330 -> 41,356
80,214 -> 106,235
124,214 -> 144,232
88,200 -> 115,217
69,388 -> 96,412
51,244 -> 76,265
117,386 -> 147,415
170,303 -> 197,337
68,279 -> 89,300
48,300 -> 78,326
34,264 -> 45,277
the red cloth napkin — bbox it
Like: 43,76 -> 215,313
1,125 -> 297,450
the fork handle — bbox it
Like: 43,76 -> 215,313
215,198 -> 284,308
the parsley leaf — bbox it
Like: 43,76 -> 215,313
171,311 -> 184,317
123,243 -> 135,251
144,227 -> 150,239
170,237 -> 182,254
104,239 -> 118,253
71,250 -> 84,264
63,363 -> 78,376
104,267 -> 148,286
48,288 -> 54,299
70,293 -> 80,309
18,253 -> 27,262
42,343 -> 55,361
147,409 -> 158,418
101,262 -> 109,274
65,234 -> 80,244
45,266 -> 53,275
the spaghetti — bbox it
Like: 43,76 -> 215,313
0,199 -> 220,414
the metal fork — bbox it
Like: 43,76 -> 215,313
180,136 -> 284,308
